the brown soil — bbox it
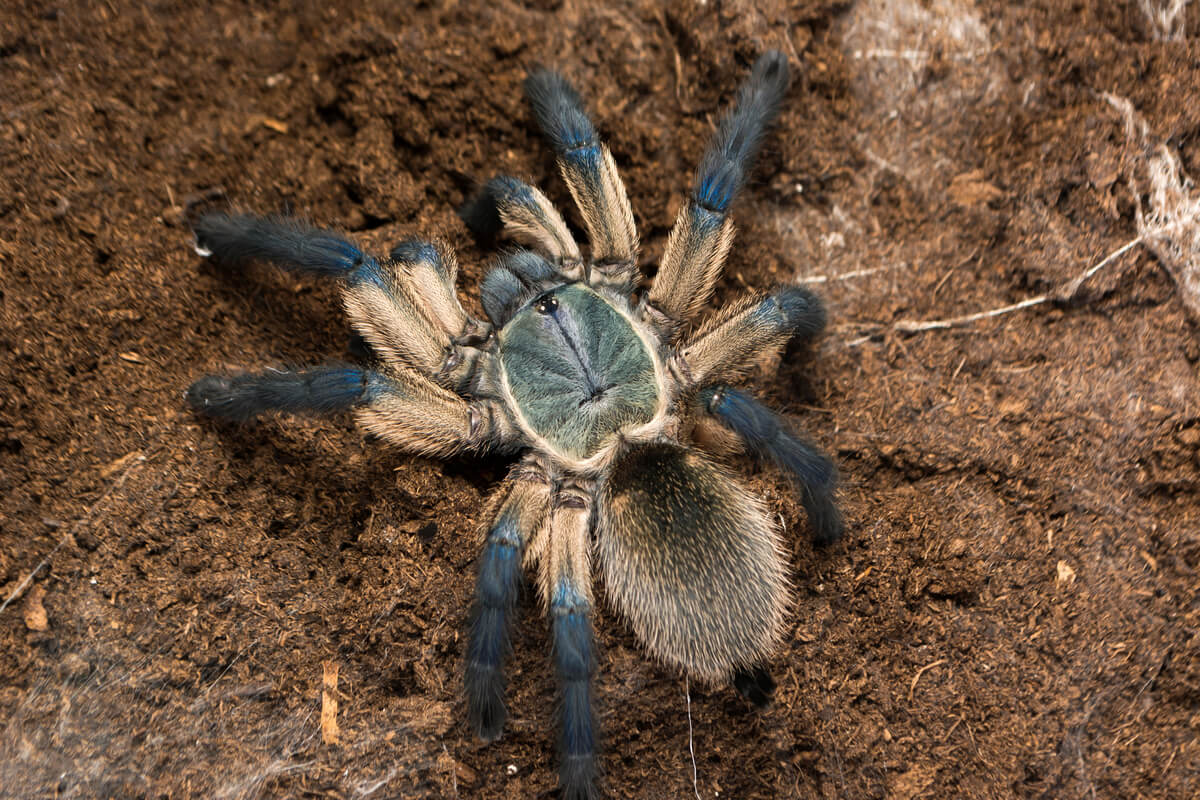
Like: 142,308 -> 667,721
2,1 -> 1198,798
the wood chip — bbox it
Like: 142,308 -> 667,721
244,114 -> 289,135
948,169 -> 1003,208
100,451 -> 144,479
23,584 -> 49,631
321,660 -> 340,745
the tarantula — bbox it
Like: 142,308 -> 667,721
187,51 -> 841,799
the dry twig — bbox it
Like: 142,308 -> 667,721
844,235 -> 1143,345
841,92 -> 1200,344
908,658 -> 947,702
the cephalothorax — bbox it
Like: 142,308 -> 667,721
188,51 -> 841,799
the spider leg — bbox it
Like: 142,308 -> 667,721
353,365 -> 519,456
535,485 -> 599,800
598,444 -> 788,683
675,285 -> 825,388
186,364 -> 371,423
192,212 -> 380,280
467,461 -> 552,741
193,213 -> 492,393
460,176 -> 583,271
387,240 -> 478,347
347,240 -> 493,392
188,364 -> 520,457
647,51 -> 790,326
524,68 -> 638,293
698,386 -> 843,546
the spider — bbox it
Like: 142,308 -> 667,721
186,50 -> 842,799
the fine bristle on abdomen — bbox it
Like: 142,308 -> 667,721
597,444 -> 789,682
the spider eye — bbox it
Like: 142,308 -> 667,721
534,293 -> 558,315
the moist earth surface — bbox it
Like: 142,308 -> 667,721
2,1 -> 1198,798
